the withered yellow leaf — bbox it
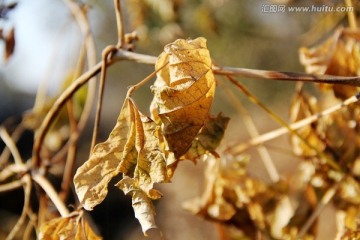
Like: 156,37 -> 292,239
182,113 -> 229,162
74,97 -> 169,233
184,156 -> 289,239
39,211 -> 101,240
151,37 -> 216,158
116,177 -> 158,234
127,109 -> 168,195
74,98 -> 135,210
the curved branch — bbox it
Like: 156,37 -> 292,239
32,50 -> 158,167
6,175 -> 31,240
32,174 -> 70,217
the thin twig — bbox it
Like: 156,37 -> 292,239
298,182 -> 340,238
126,61 -> 169,98
220,81 -> 280,182
0,179 -> 23,192
60,99 -> 79,202
64,0 -> 98,136
48,0 -> 97,164
0,163 -> 27,182
33,47 -> 360,166
114,0 -> 125,47
226,93 -> 360,154
90,46 -> 118,151
0,127 -> 24,166
0,124 -> 25,166
6,175 -> 31,240
213,66 -> 360,87
32,50 -> 157,167
24,208 -> 37,240
32,174 -> 70,217
225,75 -> 342,171
23,220 -> 35,240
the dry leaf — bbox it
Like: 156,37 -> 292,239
299,27 -> 360,99
184,155 -> 287,239
74,98 -> 169,210
181,113 -> 229,162
116,177 -> 158,234
74,99 -> 134,210
39,211 -> 101,240
74,97 -> 171,235
151,37 -> 216,158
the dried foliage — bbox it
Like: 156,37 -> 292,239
1,0 -> 360,239
74,37 -> 220,234
39,211 -> 101,240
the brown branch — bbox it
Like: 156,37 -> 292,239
0,179 -> 23,192
6,175 -> 31,240
90,46 -> 118,151
32,174 -> 70,217
60,99 -> 79,202
0,124 -> 25,167
0,127 -> 24,166
213,66 -> 360,87
33,47 -> 360,168
114,0 -> 125,47
63,0 -> 98,135
32,50 -> 157,168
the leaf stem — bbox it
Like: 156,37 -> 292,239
126,61 -> 168,97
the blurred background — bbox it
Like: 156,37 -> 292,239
0,0 -> 353,239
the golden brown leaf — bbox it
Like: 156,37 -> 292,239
74,99 -> 135,210
74,98 -> 169,210
39,211 -> 101,240
181,113 -> 229,162
183,155 -> 288,239
74,97 -> 171,234
151,37 -> 216,158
